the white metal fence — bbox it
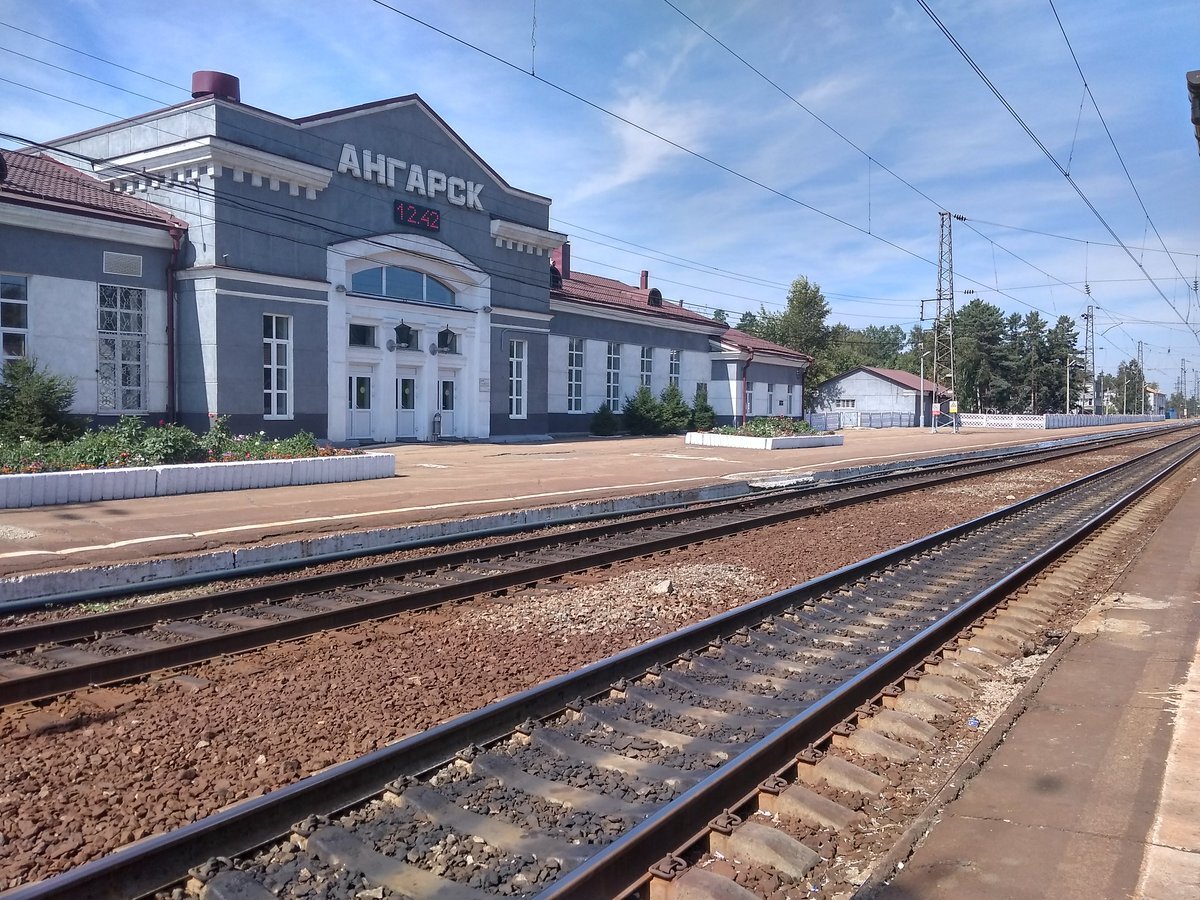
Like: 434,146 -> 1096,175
958,413 -> 1164,430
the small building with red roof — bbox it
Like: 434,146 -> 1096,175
813,365 -> 947,427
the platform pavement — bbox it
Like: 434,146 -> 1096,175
0,423 -> 1175,586
877,466 -> 1200,899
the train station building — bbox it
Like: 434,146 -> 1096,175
1,72 -> 810,443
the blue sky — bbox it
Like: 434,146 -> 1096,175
2,0 -> 1199,389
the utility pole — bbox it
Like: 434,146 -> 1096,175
1065,354 -> 1073,413
933,211 -> 960,431
1138,341 -> 1145,414
1181,358 -> 1188,416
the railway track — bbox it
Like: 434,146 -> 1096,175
11,427 -> 1198,899
0,427 -> 1184,709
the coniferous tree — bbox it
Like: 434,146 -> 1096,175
0,357 -> 85,444
657,383 -> 691,433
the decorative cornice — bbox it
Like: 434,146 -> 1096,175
490,218 -> 566,256
0,201 -> 177,249
96,137 -> 334,200
175,265 -> 330,290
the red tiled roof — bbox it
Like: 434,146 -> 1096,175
718,327 -> 813,363
554,271 -> 719,327
0,150 -> 187,230
822,365 -> 946,396
554,269 -> 811,364
863,366 -> 945,394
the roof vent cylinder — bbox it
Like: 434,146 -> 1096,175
191,71 -> 241,103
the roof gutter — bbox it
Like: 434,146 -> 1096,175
741,349 -> 755,425
166,227 -> 184,422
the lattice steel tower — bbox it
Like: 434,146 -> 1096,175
1081,305 -> 1096,412
932,211 -> 959,428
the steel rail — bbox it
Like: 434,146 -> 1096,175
0,427 -> 1175,706
2,424 -> 1175,624
9,433 -> 1197,900
538,434 -> 1200,898
0,426 -> 1175,659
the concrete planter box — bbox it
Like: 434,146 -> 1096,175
0,453 -> 396,509
685,432 -> 844,450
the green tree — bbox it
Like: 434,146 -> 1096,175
690,384 -> 716,430
954,299 -> 1006,412
657,383 -> 691,433
1044,315 -> 1082,412
0,357 -> 85,444
1114,359 -> 1146,414
753,276 -> 831,357
735,311 -> 759,332
621,385 -> 662,435
711,309 -> 729,325
590,402 -> 619,436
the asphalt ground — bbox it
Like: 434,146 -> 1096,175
0,423 -> 1180,582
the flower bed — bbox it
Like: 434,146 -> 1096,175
0,416 -> 394,508
0,453 -> 396,508
686,432 -> 844,450
0,416 -> 355,475
686,416 -> 843,449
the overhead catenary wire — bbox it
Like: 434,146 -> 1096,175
0,11 -> 1182,367
916,0 -> 1198,346
2,11 -> 1181,332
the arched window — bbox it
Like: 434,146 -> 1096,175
350,266 -> 455,306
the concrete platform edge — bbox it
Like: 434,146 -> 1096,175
0,479 -> 753,606
853,630 -> 1083,898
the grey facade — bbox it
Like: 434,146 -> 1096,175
11,72 -> 811,444
47,74 -> 563,442
1,150 -> 184,426
814,366 -> 941,427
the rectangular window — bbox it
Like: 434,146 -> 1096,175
1,274 -> 29,361
767,383 -> 775,414
397,377 -> 415,410
745,383 -> 754,417
640,345 -> 654,388
835,398 -> 856,409
97,284 -> 146,412
348,323 -> 377,347
669,349 -> 681,387
606,342 -> 622,411
787,384 -> 796,415
567,337 -> 584,413
508,339 -> 527,419
348,375 -> 371,409
440,380 -> 455,411
262,314 -> 292,418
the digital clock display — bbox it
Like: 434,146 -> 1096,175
394,200 -> 441,233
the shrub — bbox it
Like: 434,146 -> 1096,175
0,357 -> 85,445
713,416 -> 817,437
658,383 -> 691,433
690,384 -> 716,431
590,403 -> 619,436
621,385 -> 662,435
0,414 -> 356,475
